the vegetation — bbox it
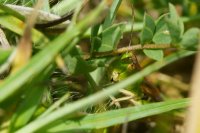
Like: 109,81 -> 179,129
0,0 -> 199,133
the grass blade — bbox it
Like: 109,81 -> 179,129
45,98 -> 189,132
9,85 -> 44,132
0,10 -> 49,47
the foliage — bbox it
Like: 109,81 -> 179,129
0,0 -> 199,133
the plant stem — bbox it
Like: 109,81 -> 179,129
84,44 -> 172,59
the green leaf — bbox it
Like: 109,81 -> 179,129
144,13 -> 155,32
155,13 -> 168,32
153,13 -> 171,44
143,49 -> 164,61
41,98 -> 189,132
103,0 -> 122,29
180,28 -> 200,50
90,37 -> 102,52
90,24 -> 101,53
166,20 -> 182,44
64,47 -> 97,74
144,14 -> 167,61
153,31 -> 171,44
153,25 -> 171,44
166,3 -> 184,43
140,13 -> 155,45
97,23 -> 125,52
16,50 -> 195,133
65,55 -> 97,74
168,3 -> 179,23
89,61 -> 106,86
178,19 -> 184,36
140,27 -> 154,45
91,24 -> 101,38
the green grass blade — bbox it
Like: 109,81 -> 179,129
9,85 -> 44,132
0,9 -> 49,47
45,98 -> 189,132
39,93 -> 70,118
16,50 -> 194,133
9,65 -> 54,131
0,4 -> 25,20
0,48 -> 12,64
